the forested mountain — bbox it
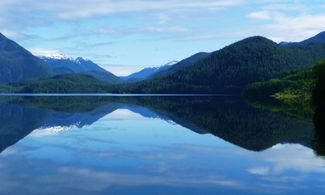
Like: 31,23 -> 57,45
42,56 -> 121,83
150,52 -> 210,78
122,51 -> 210,82
124,36 -> 325,93
2,32 -> 325,94
280,31 -> 325,46
0,33 -> 52,84
121,67 -> 163,82
121,61 -> 177,82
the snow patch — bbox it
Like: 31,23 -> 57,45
165,60 -> 179,66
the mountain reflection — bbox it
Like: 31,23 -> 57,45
0,96 -> 321,154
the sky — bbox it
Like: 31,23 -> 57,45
1,0 -> 325,76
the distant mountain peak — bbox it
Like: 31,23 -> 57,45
121,60 -> 179,82
40,55 -> 121,83
39,54 -> 93,65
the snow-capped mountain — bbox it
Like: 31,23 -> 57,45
40,56 -> 122,83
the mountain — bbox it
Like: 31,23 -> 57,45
0,33 -> 52,84
121,60 -> 178,82
280,31 -> 325,46
122,36 -> 325,94
41,56 -> 121,83
3,33 -> 325,94
151,52 -> 210,78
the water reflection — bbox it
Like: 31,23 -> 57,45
0,96 -> 317,152
0,96 -> 323,194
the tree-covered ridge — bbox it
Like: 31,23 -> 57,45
150,52 -> 210,79
313,60 -> 325,108
243,61 -> 325,122
118,36 -> 325,94
244,60 -> 325,103
244,68 -> 314,100
313,61 -> 325,155
243,68 -> 315,120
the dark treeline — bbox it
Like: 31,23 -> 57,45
312,61 -> 325,156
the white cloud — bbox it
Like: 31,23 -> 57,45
260,2 -> 304,11
0,0 -> 245,45
0,164 -> 246,194
98,25 -> 188,36
247,167 -> 270,176
246,1 -> 325,42
28,48 -> 68,58
0,0 -> 245,20
46,0 -> 245,19
248,11 -> 272,20
265,13 -> 325,42
246,8 -> 325,42
249,144 -> 325,176
141,26 -> 188,33
0,29 -> 23,39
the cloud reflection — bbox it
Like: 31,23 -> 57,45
249,144 -> 325,176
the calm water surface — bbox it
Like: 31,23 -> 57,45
0,96 -> 324,194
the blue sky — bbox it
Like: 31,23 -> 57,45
1,0 -> 325,76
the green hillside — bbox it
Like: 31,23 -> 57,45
243,61 -> 325,120
121,36 -> 325,94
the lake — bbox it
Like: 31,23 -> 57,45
0,95 -> 324,194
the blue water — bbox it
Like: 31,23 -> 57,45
0,96 -> 323,194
